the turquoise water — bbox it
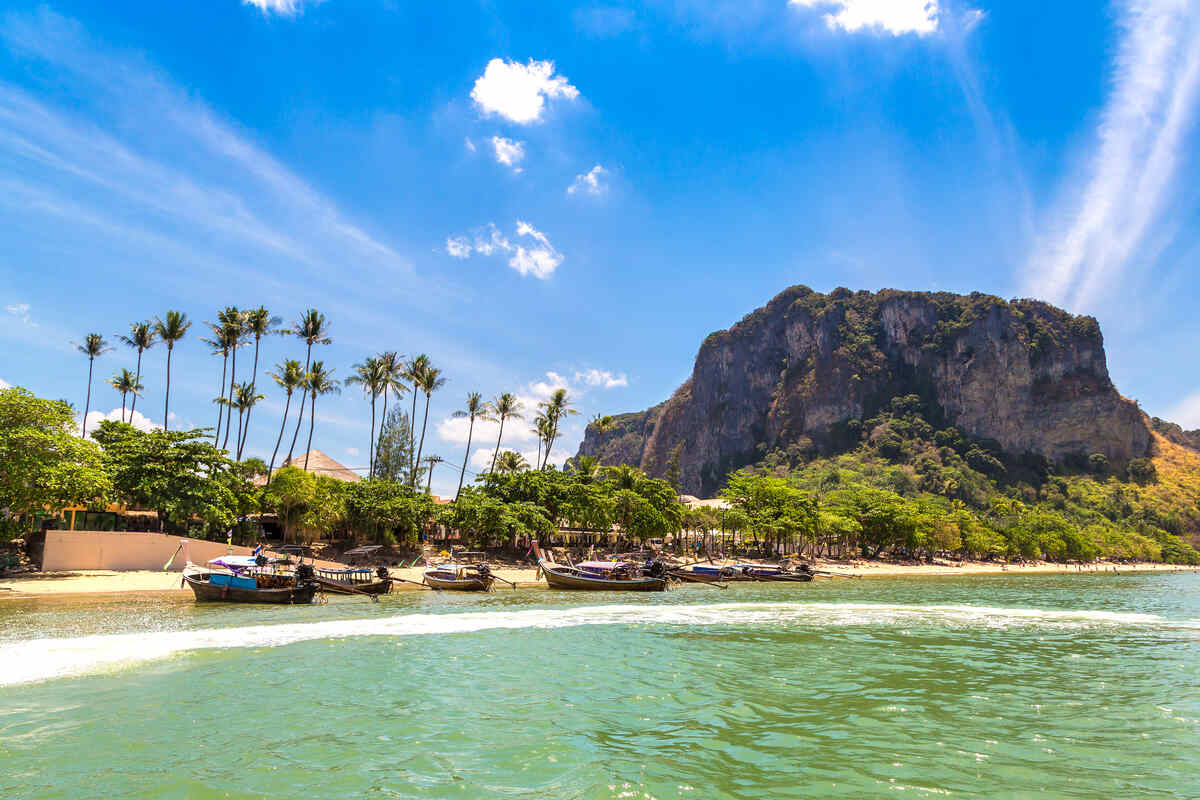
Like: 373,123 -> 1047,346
2,574 -> 1199,798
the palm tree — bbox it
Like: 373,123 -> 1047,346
232,381 -> 266,460
404,354 -> 430,479
266,359 -> 305,481
286,310 -> 332,464
423,455 -> 444,495
451,392 -> 489,499
242,306 -> 282,451
346,356 -> 386,478
539,388 -> 577,469
116,321 -> 157,420
154,310 -> 191,430
217,307 -> 246,451
495,450 -> 529,475
75,333 -> 112,437
106,368 -> 143,423
487,392 -> 523,473
377,351 -> 407,452
413,364 -> 446,488
201,322 -> 237,444
302,361 -> 340,471
531,411 -> 551,471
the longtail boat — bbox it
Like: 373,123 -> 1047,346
535,546 -> 669,592
182,556 -> 321,604
423,563 -> 496,591
314,566 -> 393,596
690,563 -> 815,582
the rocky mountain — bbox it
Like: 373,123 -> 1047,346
577,286 -> 1153,496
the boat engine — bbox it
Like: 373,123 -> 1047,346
295,564 -> 315,581
376,566 -> 390,579
254,554 -> 269,567
475,563 -> 492,576
645,560 -> 666,578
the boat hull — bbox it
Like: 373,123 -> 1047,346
184,573 -> 320,604
423,572 -> 494,591
315,577 -> 393,595
539,562 -> 668,592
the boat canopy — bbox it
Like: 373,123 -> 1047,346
577,561 -> 624,571
208,555 -> 260,569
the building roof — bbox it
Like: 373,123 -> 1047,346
253,449 -> 362,485
682,496 -> 731,510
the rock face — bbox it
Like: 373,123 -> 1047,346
577,287 -> 1151,496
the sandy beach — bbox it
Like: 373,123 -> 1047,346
1,559 -> 1193,599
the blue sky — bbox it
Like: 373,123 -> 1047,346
2,0 -> 1200,496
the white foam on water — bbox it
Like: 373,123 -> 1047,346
1,601 -> 1194,687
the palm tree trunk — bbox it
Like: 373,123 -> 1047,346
490,417 -> 506,473
235,409 -> 246,460
223,346 -> 237,450
121,393 -> 127,424
543,428 -> 557,470
304,392 -> 316,470
244,335 -> 261,452
456,417 -> 474,499
408,382 -> 418,484
415,392 -> 431,486
286,344 -> 313,463
266,391 -> 292,484
368,393 -> 377,479
130,348 -> 143,418
214,352 -> 228,445
163,346 -> 173,430
81,357 -> 94,437
426,460 -> 434,495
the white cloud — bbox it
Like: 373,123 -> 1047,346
490,136 -> 526,171
243,0 -> 321,16
82,407 -> 160,435
464,137 -> 477,153
5,303 -> 32,325
0,378 -> 10,389
470,58 -> 579,124
529,371 -> 571,400
789,0 -> 939,35
1025,1 -> 1200,311
345,446 -> 360,457
567,164 -> 608,196
575,368 -> 628,389
1167,391 -> 1200,429
443,221 -> 563,279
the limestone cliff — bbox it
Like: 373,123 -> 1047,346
577,287 -> 1152,496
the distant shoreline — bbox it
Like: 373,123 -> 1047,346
1,559 -> 1195,600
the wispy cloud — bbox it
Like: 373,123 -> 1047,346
568,165 -> 608,196
490,135 -> 526,171
0,378 -> 10,389
470,58 -> 579,124
788,0 -> 939,36
0,9 -> 411,299
444,221 -> 564,279
1166,390 -> 1200,429
1025,0 -> 1200,311
5,302 -> 32,325
575,368 -> 628,389
243,0 -> 324,16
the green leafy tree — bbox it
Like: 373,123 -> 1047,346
92,421 -> 236,535
261,465 -> 314,543
0,388 -> 110,538
374,406 -> 419,485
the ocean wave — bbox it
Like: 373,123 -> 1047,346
1,602 -> 1193,687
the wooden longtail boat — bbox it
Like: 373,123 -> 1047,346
423,564 -> 495,591
182,558 -> 321,604
690,563 -> 815,582
314,566 -> 393,596
534,546 -> 669,592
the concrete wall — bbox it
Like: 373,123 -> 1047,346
41,531 -> 263,572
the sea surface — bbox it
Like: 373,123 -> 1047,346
1,573 -> 1198,798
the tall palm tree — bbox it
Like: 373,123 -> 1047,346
75,333 -> 112,437
286,310 -> 332,464
531,411 -> 551,471
302,361 -> 340,471
201,322 -> 237,444
266,359 -> 305,481
404,354 -> 430,479
413,364 -> 446,487
377,351 -> 407,449
232,381 -> 266,460
242,306 -> 282,452
451,392 -> 489,499
217,307 -> 246,450
116,321 -> 156,420
487,392 -> 523,474
154,311 -> 191,430
423,455 -> 444,495
539,388 -> 577,469
495,450 -> 529,475
346,356 -> 386,478
106,368 -> 143,423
